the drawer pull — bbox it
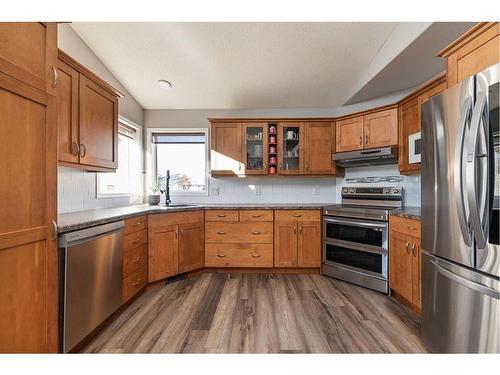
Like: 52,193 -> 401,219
217,254 -> 227,258
132,280 -> 141,286
405,241 -> 410,254
251,214 -> 262,218
131,257 -> 141,263
251,254 -> 262,258
411,243 -> 417,256
292,214 -> 302,218
408,226 -> 417,231
217,214 -> 227,218
251,231 -> 261,235
131,239 -> 141,243
133,222 -> 143,227
217,231 -> 227,235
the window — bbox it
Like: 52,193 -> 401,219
97,122 -> 140,197
152,130 -> 208,195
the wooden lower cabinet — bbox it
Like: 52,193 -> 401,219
389,216 -> 422,312
122,217 -> 148,303
274,221 -> 298,267
123,265 -> 147,303
148,224 -> 179,282
178,222 -> 205,273
274,210 -> 321,268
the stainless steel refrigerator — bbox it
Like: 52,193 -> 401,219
421,63 -> 499,353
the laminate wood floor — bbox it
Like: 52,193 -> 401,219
81,273 -> 427,353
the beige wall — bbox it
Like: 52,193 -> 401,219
58,24 -> 144,126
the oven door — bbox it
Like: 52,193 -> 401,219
323,240 -> 388,280
323,216 -> 388,252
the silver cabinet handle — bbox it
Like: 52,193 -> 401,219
365,135 -> 368,145
216,214 -> 226,218
359,136 -> 362,146
292,214 -> 302,218
217,254 -> 227,258
79,144 -> 87,158
411,243 -> 416,256
293,224 -> 297,235
251,214 -> 262,218
405,241 -> 410,254
299,225 -> 302,235
51,220 -> 58,240
217,231 -> 226,235
251,254 -> 262,258
251,231 -> 261,235
71,142 -> 80,157
51,66 -> 58,88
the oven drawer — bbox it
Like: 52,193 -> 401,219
323,216 -> 388,251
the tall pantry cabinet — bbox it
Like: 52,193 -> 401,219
0,23 -> 59,353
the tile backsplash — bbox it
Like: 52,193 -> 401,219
58,167 -> 144,213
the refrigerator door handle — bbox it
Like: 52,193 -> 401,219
430,259 -> 500,299
466,92 -> 490,249
454,97 -> 473,246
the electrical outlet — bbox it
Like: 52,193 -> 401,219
313,187 -> 320,195
210,187 -> 219,196
255,187 -> 262,196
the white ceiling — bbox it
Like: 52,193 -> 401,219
70,22 -> 398,109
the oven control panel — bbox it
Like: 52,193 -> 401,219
341,186 -> 403,197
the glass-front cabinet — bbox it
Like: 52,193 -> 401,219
243,123 -> 268,175
278,122 -> 304,174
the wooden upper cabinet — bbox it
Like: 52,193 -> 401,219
178,221 -> 205,273
242,123 -> 268,175
56,50 -> 121,171
0,23 -> 57,95
304,122 -> 335,175
56,59 -> 79,164
148,224 -> 178,282
336,116 -> 363,152
398,99 -> 420,174
78,75 -> 118,169
363,108 -> 398,149
0,22 -> 58,353
210,122 -> 243,175
278,122 -> 304,174
438,22 -> 499,87
297,221 -> 321,267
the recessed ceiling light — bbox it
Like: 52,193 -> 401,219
157,80 -> 172,90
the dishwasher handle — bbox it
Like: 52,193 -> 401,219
58,221 -> 125,247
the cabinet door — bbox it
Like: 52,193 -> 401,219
274,221 -> 297,267
278,122 -> 304,174
78,74 -> 118,170
297,221 -> 321,267
56,59 -> 80,164
178,222 -> 205,273
148,225 -> 178,282
210,123 -> 243,175
304,122 -> 334,175
336,116 -> 363,152
243,123 -> 268,175
0,73 -> 58,353
389,231 -> 413,302
398,99 -> 420,173
0,23 -> 57,94
363,108 -> 398,149
411,236 -> 422,309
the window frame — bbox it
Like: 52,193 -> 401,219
96,117 -> 141,198
147,127 -> 210,197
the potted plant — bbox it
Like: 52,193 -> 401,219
147,184 -> 161,205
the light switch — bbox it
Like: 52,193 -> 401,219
211,187 -> 219,196
255,187 -> 262,196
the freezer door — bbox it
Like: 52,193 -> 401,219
473,63 -> 500,277
422,252 -> 499,353
421,77 -> 475,267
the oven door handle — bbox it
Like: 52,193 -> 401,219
323,239 -> 388,256
323,216 -> 388,229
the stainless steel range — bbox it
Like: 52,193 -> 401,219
322,186 -> 403,293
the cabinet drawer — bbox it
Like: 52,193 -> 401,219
389,216 -> 421,238
124,229 -> 147,252
123,244 -> 147,278
124,215 -> 147,235
122,265 -> 147,303
239,210 -> 273,222
274,210 -> 321,222
205,210 -> 239,222
205,244 -> 273,267
148,210 -> 204,228
205,222 -> 273,243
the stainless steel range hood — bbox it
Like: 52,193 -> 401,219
332,146 -> 398,167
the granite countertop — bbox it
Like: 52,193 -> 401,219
57,203 -> 329,234
390,206 -> 421,220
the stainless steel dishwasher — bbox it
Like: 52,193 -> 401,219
58,221 -> 124,352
